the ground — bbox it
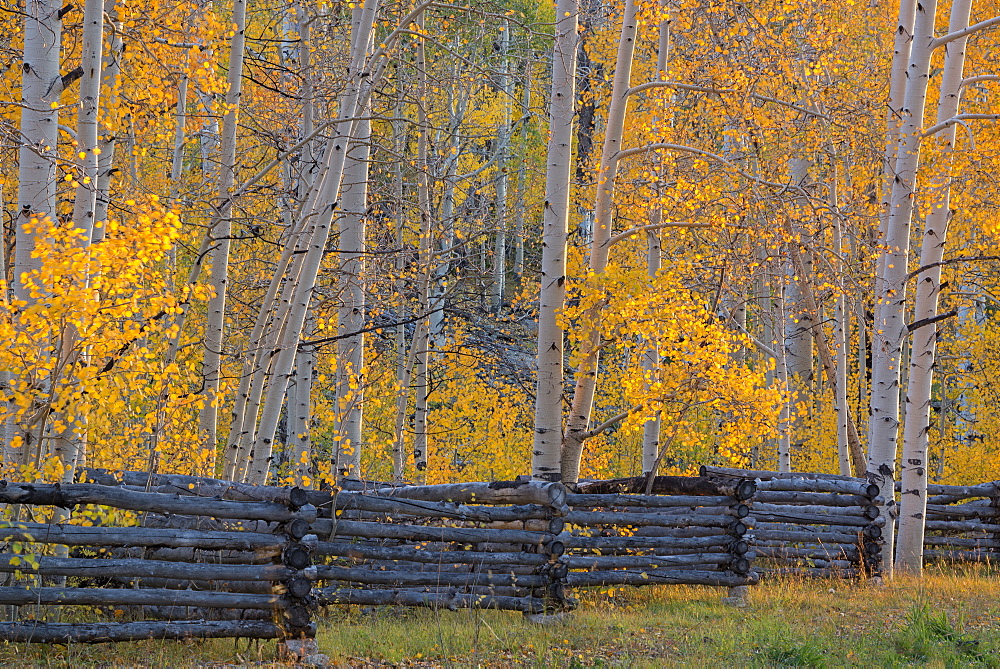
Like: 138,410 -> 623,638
1,565 -> 998,667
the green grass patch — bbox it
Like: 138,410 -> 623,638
0,566 -> 997,666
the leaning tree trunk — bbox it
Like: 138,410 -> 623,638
896,0 -> 971,575
199,0 -> 248,462
868,0 -> 939,579
243,0 -> 381,484
561,0 -> 638,484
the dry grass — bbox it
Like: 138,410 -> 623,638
0,563 -> 998,667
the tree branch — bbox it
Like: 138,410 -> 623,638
907,310 -> 958,333
932,15 -> 1000,49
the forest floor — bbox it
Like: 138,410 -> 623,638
1,564 -> 999,667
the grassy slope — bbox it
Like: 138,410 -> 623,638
1,565 -> 998,667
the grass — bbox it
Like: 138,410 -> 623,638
0,564 -> 998,667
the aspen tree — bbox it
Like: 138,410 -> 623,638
93,1 -> 124,243
531,0 -> 579,481
869,0 -> 940,577
641,7 -> 671,476
199,0 -> 248,456
491,21 -> 511,314
561,0 -> 638,484
897,0 -> 973,575
14,0 -> 62,466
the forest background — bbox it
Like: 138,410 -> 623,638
3,0 -> 1000,576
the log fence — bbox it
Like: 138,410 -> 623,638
700,466 -> 884,578
2,467 -> 996,647
896,480 -> 1000,563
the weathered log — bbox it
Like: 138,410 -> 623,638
0,555 -> 295,581
565,493 -> 733,508
0,586 -> 281,609
78,468 -> 311,508
562,534 -> 740,551
631,522 -> 748,539
0,522 -> 285,551
485,519 -> 565,534
753,503 -> 879,521
749,528 -> 869,544
754,491 -> 884,507
759,567 -> 860,578
753,512 -> 880,528
314,566 -> 549,588
561,552 -> 742,570
0,482 -> 314,523
365,481 -> 567,510
699,465 -> 862,483
563,510 -> 748,529
923,503 -> 1000,519
756,478 -> 879,498
922,536 -> 1000,548
315,587 -> 550,612
923,549 -> 1000,562
895,480 -> 999,500
576,476 -> 755,500
329,494 -> 559,522
564,569 -> 757,587
310,519 -> 552,546
311,541 -> 551,566
112,578 -> 277,594
923,519 -> 1000,533
116,546 -> 279,564
613,504 -> 750,518
140,606 -> 273,622
0,619 -> 286,644
754,546 -> 857,560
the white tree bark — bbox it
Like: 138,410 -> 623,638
490,22 -> 511,314
16,0 -> 61,301
561,0 -> 637,484
531,0 -> 578,480
92,1 -> 124,244
244,0 -> 381,484
70,0 -> 105,243
641,8 -> 670,475
830,161 -> 852,476
335,114 -> 371,477
868,0 -> 940,579
896,0 -> 972,575
199,0 -> 248,459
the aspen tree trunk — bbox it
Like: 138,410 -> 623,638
896,0 -> 972,575
830,163 -> 852,476
411,10 -> 432,481
775,278 -> 792,473
531,0 -> 578,480
641,226 -> 662,474
244,0 -> 380,484
335,113 -> 371,477
70,0 -> 104,243
513,59 -> 531,280
868,0 -> 939,578
877,0 -> 918,253
15,0 -> 61,468
783,157 -> 813,468
93,1 -> 124,244
641,9 -> 670,475
288,315 -> 315,485
490,22 -> 511,314
16,0 -> 61,297
199,0 -> 248,460
52,0 -> 104,482
561,0 -> 637,484
390,108 -> 408,481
